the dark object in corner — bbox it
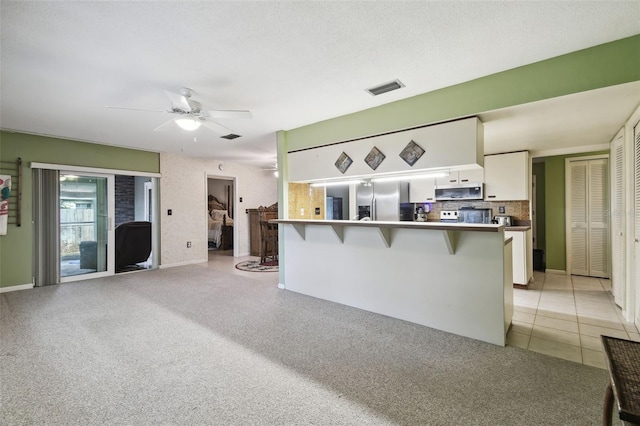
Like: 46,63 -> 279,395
115,221 -> 151,272
533,249 -> 545,272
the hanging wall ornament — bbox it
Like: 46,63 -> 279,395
335,152 -> 353,174
399,140 -> 425,166
365,146 -> 385,170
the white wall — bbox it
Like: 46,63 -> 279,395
160,153 -> 278,267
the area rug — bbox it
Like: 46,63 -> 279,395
235,260 -> 278,272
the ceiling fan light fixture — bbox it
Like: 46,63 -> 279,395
175,118 -> 201,131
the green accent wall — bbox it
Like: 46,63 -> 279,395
0,132 -> 159,288
543,150 -> 609,272
285,35 -> 640,151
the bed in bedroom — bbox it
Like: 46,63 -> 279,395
208,195 -> 233,250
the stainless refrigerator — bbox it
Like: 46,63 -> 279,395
356,181 -> 411,221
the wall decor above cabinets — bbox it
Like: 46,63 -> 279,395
399,140 -> 425,166
334,152 -> 353,174
365,147 -> 385,170
288,116 -> 483,182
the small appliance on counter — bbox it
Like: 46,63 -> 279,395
492,215 -> 513,226
414,205 -> 427,222
457,207 -> 492,224
399,203 -> 416,222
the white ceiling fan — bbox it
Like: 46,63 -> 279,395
106,87 -> 252,138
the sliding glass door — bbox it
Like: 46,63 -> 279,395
60,173 -> 114,281
33,164 -> 159,286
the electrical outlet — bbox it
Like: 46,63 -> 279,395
187,241 -> 192,248
499,206 -> 506,214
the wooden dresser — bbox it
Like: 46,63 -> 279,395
248,205 -> 278,256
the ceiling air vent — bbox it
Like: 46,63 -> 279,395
221,133 -> 241,140
366,79 -> 405,96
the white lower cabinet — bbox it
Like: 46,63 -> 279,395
505,229 -> 533,285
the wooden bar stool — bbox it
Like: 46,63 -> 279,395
260,221 -> 278,265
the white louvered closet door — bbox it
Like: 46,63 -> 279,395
588,159 -> 609,278
634,121 -> 640,322
569,158 -> 609,278
570,161 -> 589,276
611,134 -> 625,307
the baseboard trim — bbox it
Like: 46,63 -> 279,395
159,259 -> 207,269
545,269 -> 567,275
0,283 -> 35,293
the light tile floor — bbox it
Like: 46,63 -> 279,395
507,271 -> 640,369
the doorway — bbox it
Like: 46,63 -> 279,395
207,176 -> 235,256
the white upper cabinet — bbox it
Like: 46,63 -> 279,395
409,179 -> 436,202
484,151 -> 530,201
288,117 -> 484,182
435,169 -> 484,186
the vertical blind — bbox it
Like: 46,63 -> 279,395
33,168 -> 60,286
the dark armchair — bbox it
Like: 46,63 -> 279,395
115,221 -> 152,272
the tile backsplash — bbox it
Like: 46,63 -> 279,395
425,200 -> 530,223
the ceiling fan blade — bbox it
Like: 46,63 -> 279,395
106,106 -> 166,112
206,110 -> 252,119
200,119 -> 234,135
153,117 -> 177,132
163,90 -> 192,112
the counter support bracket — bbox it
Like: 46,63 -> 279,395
377,227 -> 391,248
330,225 -> 344,243
291,224 -> 306,240
443,230 -> 457,255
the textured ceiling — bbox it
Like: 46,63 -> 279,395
1,1 -> 639,168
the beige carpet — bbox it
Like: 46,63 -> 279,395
1,265 -> 610,425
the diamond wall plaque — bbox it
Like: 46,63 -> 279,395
335,152 -> 353,174
365,146 -> 385,170
399,140 -> 425,166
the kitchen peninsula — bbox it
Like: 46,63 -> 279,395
274,219 -> 513,346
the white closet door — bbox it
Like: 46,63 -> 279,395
634,121 -> 640,323
570,161 -> 589,276
568,158 -> 609,278
611,132 -> 625,307
588,159 -> 609,278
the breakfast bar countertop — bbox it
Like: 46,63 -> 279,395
504,225 -> 531,231
271,219 -> 505,232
